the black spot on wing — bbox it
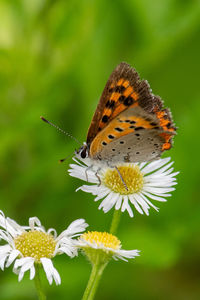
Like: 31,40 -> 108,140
119,95 -> 126,103
135,127 -> 144,131
109,86 -> 126,93
115,127 -> 123,132
102,115 -> 109,123
115,85 -> 126,93
123,96 -> 134,106
105,100 -> 115,108
150,122 -> 157,126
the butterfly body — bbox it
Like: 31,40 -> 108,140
77,62 -> 176,166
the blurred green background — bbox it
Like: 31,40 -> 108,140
0,0 -> 200,299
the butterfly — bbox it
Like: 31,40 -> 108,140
77,62 -> 176,166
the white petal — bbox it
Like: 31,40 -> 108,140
41,258 -> 61,285
116,249 -> 140,260
29,217 -> 42,230
18,270 -> 24,282
0,216 -> 24,238
102,193 -> 119,213
121,196 -> 129,213
69,169 -> 98,183
99,192 -> 116,212
6,249 -> 20,267
30,265 -> 36,280
115,195 -> 122,210
144,170 -> 178,180
139,193 -> 159,212
7,218 -> 26,235
120,195 -> 133,217
144,180 -> 177,188
76,184 -> 99,195
0,244 -> 12,254
47,228 -> 57,238
69,163 -> 98,183
57,219 -> 88,240
0,245 -> 13,270
143,186 -> 175,194
20,259 -> 35,274
142,157 -> 171,174
129,195 -> 144,215
13,257 -> 35,282
0,230 -> 14,245
0,214 -> 8,230
56,245 -> 77,257
66,219 -> 88,235
94,190 -> 110,202
121,196 -> 127,212
0,253 -> 9,270
72,157 -> 85,166
142,191 -> 167,202
133,194 -> 150,215
149,161 -> 174,175
126,203 -> 134,218
14,257 -> 33,269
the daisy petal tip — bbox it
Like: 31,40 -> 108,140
128,211 -> 134,218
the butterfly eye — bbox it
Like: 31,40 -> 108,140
81,149 -> 87,159
79,146 -> 88,159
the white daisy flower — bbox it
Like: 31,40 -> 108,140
69,157 -> 178,217
0,211 -> 88,285
76,231 -> 139,264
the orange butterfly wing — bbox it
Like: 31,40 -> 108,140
87,62 -> 176,152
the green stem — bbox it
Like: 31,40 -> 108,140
82,263 -> 99,300
34,264 -> 46,300
109,209 -> 122,235
87,263 -> 107,300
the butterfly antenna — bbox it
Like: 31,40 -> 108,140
40,116 -> 82,146
59,150 -> 75,163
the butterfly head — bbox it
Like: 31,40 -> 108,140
77,142 -> 89,159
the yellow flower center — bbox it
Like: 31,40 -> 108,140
14,231 -> 56,262
81,231 -> 121,250
103,165 -> 144,195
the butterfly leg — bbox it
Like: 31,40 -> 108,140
115,166 -> 128,191
85,165 -> 93,182
85,166 -> 101,185
95,168 -> 102,186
